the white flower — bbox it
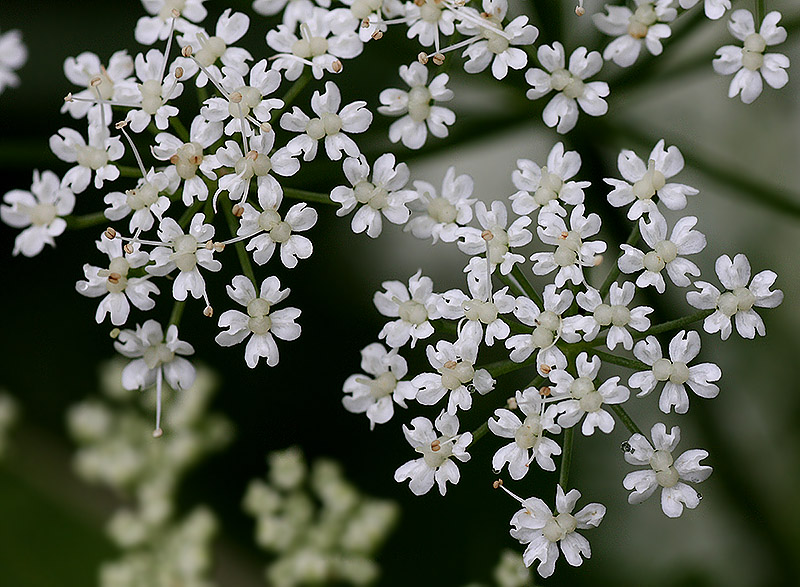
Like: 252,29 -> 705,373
412,340 -> 495,414
438,256 -> 516,352
146,213 -> 222,302
687,253 -> 783,340
623,423 -> 712,517
237,182 -> 318,268
713,10 -> 789,104
179,8 -> 252,87
135,0 -> 207,46
75,236 -> 158,326
530,204 -> 606,287
122,49 -> 184,133
629,330 -> 721,414
394,411 -> 472,496
456,0 -> 539,80
510,485 -> 605,577
200,60 -> 283,136
405,0 -> 456,51
576,282 -> 652,351
267,8 -> 363,80
342,343 -> 416,429
489,387 -> 561,478
1,170 -> 75,257
62,50 -> 135,121
330,154 -> 415,238
593,0 -> 675,67
378,62 -> 455,150
618,212 -> 705,293
405,166 -> 475,243
104,169 -> 171,234
373,270 -> 442,348
605,139 -> 698,220
548,353 -> 629,435
510,142 -> 589,219
254,0 -> 332,29
153,115 -> 223,205
525,43 -> 609,134
49,125 -> 125,193
0,28 -> 27,94
114,319 -> 196,435
280,81 -> 372,161
679,0 -> 730,21
458,200 -> 532,275
505,285 -> 582,372
215,275 -> 302,368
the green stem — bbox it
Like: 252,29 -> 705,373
117,165 -> 143,178
178,199 -> 205,228
168,300 -> 186,327
283,187 -> 335,207
610,404 -> 642,436
271,71 -> 312,125
65,211 -> 107,230
169,116 -> 190,142
591,350 -> 649,371
471,421 -> 490,443
559,427 -> 574,489
510,265 -> 543,308
637,309 -> 713,338
599,221 -> 641,298
480,354 -> 539,378
222,195 -> 257,285
497,271 -> 525,298
756,0 -> 765,23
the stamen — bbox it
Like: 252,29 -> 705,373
116,121 -> 149,179
109,328 -> 120,339
232,204 -> 245,217
153,367 -> 164,438
203,305 -> 214,317
104,227 -> 117,240
540,386 -> 551,397
90,77 -> 108,129
494,479 -> 528,506
158,12 -> 179,84
575,1 -> 585,16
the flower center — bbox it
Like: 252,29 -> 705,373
486,226 -> 510,264
140,79 -> 163,115
234,151 -> 272,179
534,167 -> 564,206
537,310 -> 561,332
632,160 -> 666,201
408,86 -> 432,123
742,33 -> 766,71
438,360 -> 475,391
350,0 -> 383,20
28,203 -> 57,226
292,24 -> 329,58
270,221 -> 292,243
258,209 -> 282,231
419,0 -> 442,24
550,69 -> 585,99
227,86 -> 263,118
195,35 -> 227,68
643,240 -> 677,272
354,180 -> 389,210
75,145 -> 109,170
143,342 -> 175,370
171,234 -> 198,272
105,256 -> 131,294
368,371 -> 396,399
543,513 -> 577,542
158,0 -> 186,20
420,435 -> 453,468
514,413 -> 543,449
126,183 -> 159,211
305,113 -> 343,140
173,142 -> 203,180
463,299 -> 498,323
628,4 -> 657,39
247,298 -> 273,335
427,197 -> 458,224
398,300 -> 428,325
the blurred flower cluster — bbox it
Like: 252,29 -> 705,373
0,392 -> 19,458
243,447 -> 399,587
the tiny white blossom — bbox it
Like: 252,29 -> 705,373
525,43 -> 609,134
509,485 -> 605,578
330,154 -> 415,238
135,0 -> 207,46
254,0 -> 331,28
405,167 -> 475,243
548,352 -> 629,435
1,170 -> 75,257
605,139 -> 698,220
679,0 -> 730,21
458,200 -> 533,275
576,282 -> 652,351
378,62 -> 455,150
618,212 -> 706,293
104,169 -> 171,234
342,343 -> 416,429
394,411 -> 472,496
62,50 -> 135,121
405,0 -> 456,51
510,142 -> 589,219
629,330 -> 721,414
687,253 -> 783,340
49,124 -> 125,193
373,270 -> 442,348
0,28 -> 27,94
281,81 -> 372,161
179,8 -> 252,87
593,0 -> 675,67
215,275 -> 302,368
623,423 -> 712,518
713,10 -> 789,104
122,49 -> 184,133
76,236 -> 158,326
489,387 -> 561,478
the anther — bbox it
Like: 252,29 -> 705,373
104,227 -> 117,240
64,93 -> 74,102
444,360 -> 457,369
109,328 -> 120,339
331,60 -> 343,73
593,254 -> 603,266
245,149 -> 258,160
181,45 -> 193,57
493,479 -> 504,489
153,427 -> 164,438
204,241 -> 214,250
124,244 -> 134,254
174,66 -> 184,79
371,30 -> 383,41
417,52 -> 429,65
232,204 -> 244,217
575,1 -> 585,16
414,0 -> 424,5
560,231 -> 569,239
361,18 -> 370,28
115,120 -> 128,129
481,230 -> 494,241
90,76 -> 103,87
260,122 -> 272,133
229,91 -> 243,103
203,305 -> 214,318
430,439 -> 441,452
107,272 -> 121,284
213,242 -> 225,252
539,364 -> 552,375
432,53 -> 445,66
506,396 -> 518,410
171,8 -> 180,18
169,154 -> 180,164
539,386 -> 551,397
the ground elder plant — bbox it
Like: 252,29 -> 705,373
0,0 -> 796,583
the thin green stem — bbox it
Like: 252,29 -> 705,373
271,71 -> 312,124
756,0 -> 765,23
637,309 -> 713,338
117,165 -> 143,178
283,187 -> 335,207
169,116 -> 190,142
222,195 -> 257,285
168,300 -> 186,327
610,404 -> 642,436
497,271 -> 525,298
591,350 -> 649,371
510,265 -> 543,308
599,222 -> 641,298
471,421 -> 490,443
480,354 -> 539,378
559,427 -> 574,489
178,199 -> 205,228
65,211 -> 107,230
